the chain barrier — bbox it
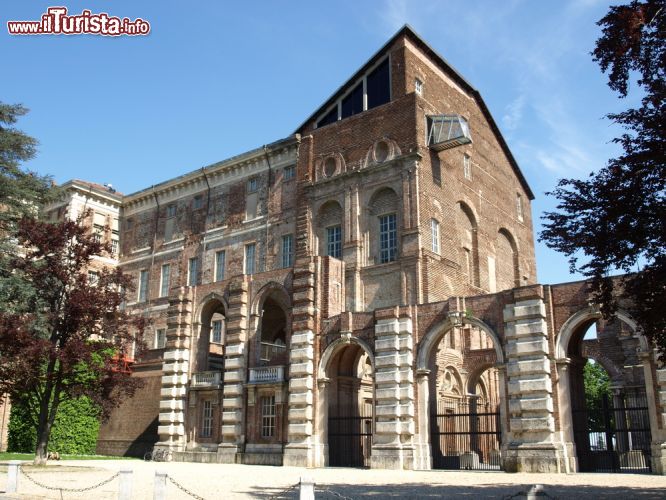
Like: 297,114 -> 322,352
267,482 -> 299,499
316,486 -> 355,500
167,474 -> 207,500
18,464 -> 120,493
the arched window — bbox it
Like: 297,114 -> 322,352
317,200 -> 343,259
457,203 -> 479,287
497,229 -> 519,290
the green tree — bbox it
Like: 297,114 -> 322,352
541,1 -> 665,355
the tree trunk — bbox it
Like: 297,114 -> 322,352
33,365 -> 62,466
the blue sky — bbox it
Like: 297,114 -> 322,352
2,1 -> 634,285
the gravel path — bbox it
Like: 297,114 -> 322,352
2,460 -> 666,499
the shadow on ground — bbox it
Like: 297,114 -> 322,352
249,482 -> 666,499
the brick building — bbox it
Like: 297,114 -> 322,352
52,26 -> 665,473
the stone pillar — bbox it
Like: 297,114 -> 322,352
503,296 -> 565,472
284,259 -> 317,467
217,277 -> 249,463
156,287 -> 193,451
554,358 -> 577,472
644,351 -> 666,474
316,377 -> 330,466
371,316 -> 416,469
414,369 -> 432,469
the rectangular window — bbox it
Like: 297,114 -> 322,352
464,154 -> 472,180
193,195 -> 204,210
125,218 -> 134,230
261,395 -> 276,438
93,224 -> 104,243
138,270 -> 149,302
87,270 -> 98,285
282,234 -> 294,268
155,328 -> 166,349
247,177 -> 258,193
367,57 -> 390,110
111,239 -> 119,256
316,106 -> 338,128
516,194 -> 524,222
211,320 -> 223,344
245,243 -> 256,275
201,400 -> 213,438
379,213 -> 397,263
160,264 -> 171,298
166,204 -> 176,218
341,82 -> 363,119
326,225 -> 342,259
415,78 -> 423,95
284,165 -> 295,180
188,257 -> 199,286
215,250 -> 226,282
431,219 -> 440,254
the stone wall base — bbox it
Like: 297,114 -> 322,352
217,444 -> 241,464
503,444 -> 566,473
651,442 -> 666,475
283,443 -> 316,467
412,441 -> 431,470
370,444 -> 416,470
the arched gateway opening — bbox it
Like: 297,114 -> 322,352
557,309 -> 655,473
418,317 -> 505,470
320,338 -> 374,468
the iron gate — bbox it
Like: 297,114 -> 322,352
430,400 -> 501,470
328,404 -> 372,467
573,389 -> 652,473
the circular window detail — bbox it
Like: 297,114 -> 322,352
374,141 -> 390,163
323,157 -> 337,178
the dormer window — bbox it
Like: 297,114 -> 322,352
427,115 -> 472,151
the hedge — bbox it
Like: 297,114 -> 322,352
8,397 -> 100,454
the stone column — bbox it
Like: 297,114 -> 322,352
503,295 -> 565,472
554,358 -> 577,472
283,259 -> 317,467
315,377 -> 330,466
217,277 -> 249,463
642,350 -> 666,474
371,316 -> 416,469
414,369 -> 432,469
156,287 -> 193,451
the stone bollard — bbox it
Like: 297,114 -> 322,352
6,460 -> 20,493
527,484 -> 545,500
118,468 -> 133,500
154,470 -> 168,500
299,476 -> 315,500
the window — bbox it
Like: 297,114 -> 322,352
87,271 -> 98,285
379,213 -> 397,263
111,239 -> 119,256
138,270 -> 149,302
211,320 -> 223,344
166,204 -> 176,218
193,195 -> 204,210
316,106 -> 338,128
261,395 -> 276,438
326,225 -> 342,259
516,194 -> 524,222
245,243 -> 256,275
415,78 -> 423,95
160,264 -> 171,297
93,224 -> 104,243
341,82 -> 363,119
125,218 -> 134,230
201,400 -> 213,438
427,114 -> 472,151
463,154 -> 472,180
284,165 -> 295,181
215,250 -> 226,282
188,257 -> 199,286
282,234 -> 294,268
431,219 -> 440,254
155,328 -> 166,349
247,177 -> 258,193
367,57 -> 390,109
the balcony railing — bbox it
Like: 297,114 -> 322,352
191,371 -> 222,388
248,366 -> 285,384
260,341 -> 287,362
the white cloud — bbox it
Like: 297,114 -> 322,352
503,94 -> 526,131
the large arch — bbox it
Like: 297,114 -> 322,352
250,281 -> 292,366
554,306 -> 659,473
192,293 -> 228,373
417,314 -> 506,471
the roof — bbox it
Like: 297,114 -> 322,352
295,24 -> 535,200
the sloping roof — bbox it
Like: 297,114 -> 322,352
295,24 -> 534,200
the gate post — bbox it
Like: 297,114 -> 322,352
503,288 -> 566,473
371,312 -> 416,469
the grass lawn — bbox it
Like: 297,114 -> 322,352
0,452 -> 137,461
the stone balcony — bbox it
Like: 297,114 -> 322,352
190,371 -> 222,389
248,365 -> 285,385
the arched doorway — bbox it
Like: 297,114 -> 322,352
557,309 -> 655,473
320,338 -> 374,468
418,316 -> 505,470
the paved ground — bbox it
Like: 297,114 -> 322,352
2,460 -> 666,499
